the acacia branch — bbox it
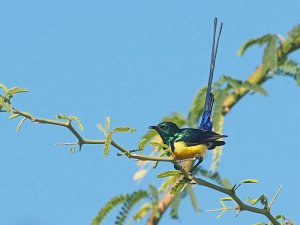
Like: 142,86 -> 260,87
146,162 -> 280,225
12,109 -> 173,163
193,178 -> 280,225
149,161 -> 281,225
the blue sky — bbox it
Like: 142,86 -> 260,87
1,1 -> 300,225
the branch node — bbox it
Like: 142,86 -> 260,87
235,206 -> 242,217
66,119 -> 71,126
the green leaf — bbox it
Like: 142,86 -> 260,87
219,178 -> 233,189
241,179 -> 259,184
105,116 -> 110,131
70,115 -> 83,131
247,194 -> 268,207
170,191 -> 184,219
219,197 -> 233,208
0,96 -> 4,109
91,194 -> 127,225
211,87 -> 230,133
115,190 -> 148,225
157,170 -> 182,178
283,24 -> 300,54
216,210 -> 226,219
241,81 -> 268,96
247,197 -> 261,205
17,117 -> 27,132
276,59 -> 300,86
218,76 -> 243,89
140,130 -> 157,147
96,123 -> 107,134
262,35 -> 278,75
187,86 -> 206,127
104,132 -> 113,157
187,185 -> 201,212
138,138 -> 147,150
0,95 -> 12,113
287,24 -> 300,40
238,34 -> 273,57
133,203 -> 152,221
170,179 -> 187,195
148,185 -> 160,218
0,83 -> 8,96
7,87 -> 28,96
57,114 -> 69,120
278,59 -> 299,74
159,176 -> 177,192
210,87 -> 230,172
149,141 -> 169,149
220,197 -> 233,201
273,214 -> 288,225
233,179 -> 259,191
153,149 -> 170,169
9,114 -> 21,119
133,169 -> 148,182
70,147 -> 76,154
199,168 -> 233,189
218,76 -> 268,96
149,184 -> 159,204
112,127 -> 136,133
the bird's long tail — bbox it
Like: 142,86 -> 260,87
200,17 -> 223,131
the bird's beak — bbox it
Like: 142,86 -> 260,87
149,125 -> 157,130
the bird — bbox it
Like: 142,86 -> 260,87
149,121 -> 227,171
149,18 -> 226,172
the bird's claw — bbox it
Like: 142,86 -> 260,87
189,155 -> 204,174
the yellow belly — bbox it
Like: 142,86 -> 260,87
173,141 -> 208,160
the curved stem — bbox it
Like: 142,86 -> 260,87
12,109 -> 173,163
193,178 -> 280,225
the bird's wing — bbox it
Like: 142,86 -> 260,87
176,128 -> 226,146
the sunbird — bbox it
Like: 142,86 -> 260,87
150,18 -> 227,172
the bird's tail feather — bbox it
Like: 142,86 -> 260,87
208,140 -> 226,150
200,17 -> 223,131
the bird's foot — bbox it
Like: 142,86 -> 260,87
189,155 -> 203,174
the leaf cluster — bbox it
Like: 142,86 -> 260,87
0,83 -> 27,114
91,190 -> 148,225
97,116 -> 136,157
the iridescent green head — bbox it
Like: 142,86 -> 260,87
149,122 -> 180,145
